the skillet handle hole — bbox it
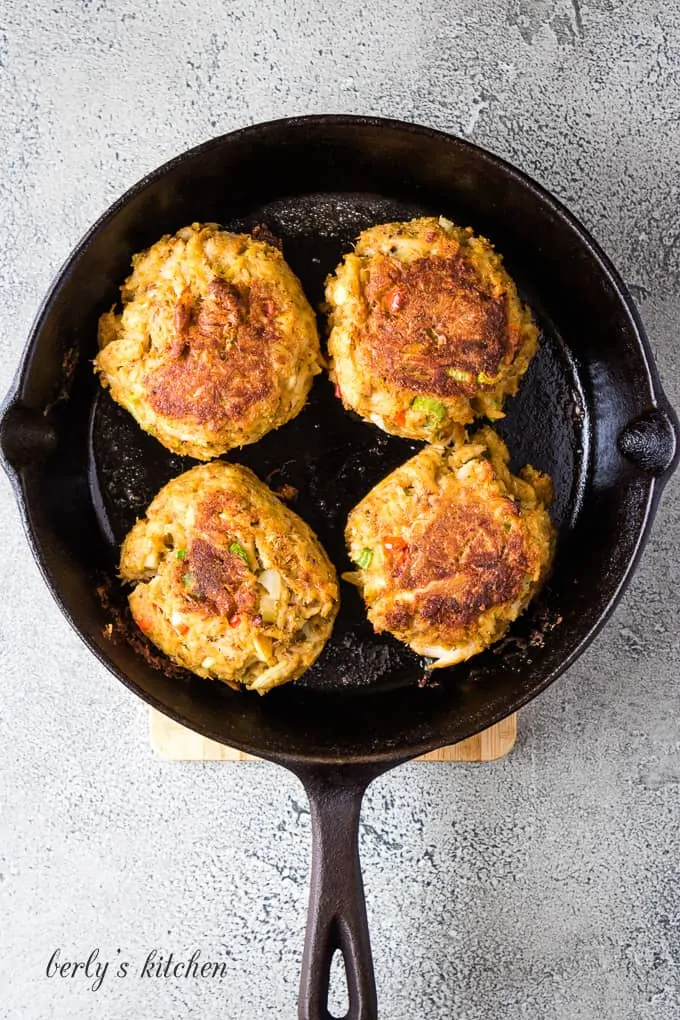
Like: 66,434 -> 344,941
328,946 -> 350,1020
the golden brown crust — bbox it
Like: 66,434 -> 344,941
326,217 -> 538,442
185,537 -> 257,619
95,224 -> 322,460
344,428 -> 555,666
119,462 -> 339,693
382,504 -> 530,640
147,278 -> 276,425
361,252 -> 512,398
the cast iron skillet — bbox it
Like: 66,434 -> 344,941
1,116 -> 678,1020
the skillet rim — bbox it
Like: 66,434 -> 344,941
0,114 -> 676,766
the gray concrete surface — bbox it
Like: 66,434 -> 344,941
1,1 -> 679,1017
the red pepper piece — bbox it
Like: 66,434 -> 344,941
382,536 -> 408,555
384,287 -> 405,313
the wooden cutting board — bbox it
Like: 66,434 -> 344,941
149,708 -> 517,762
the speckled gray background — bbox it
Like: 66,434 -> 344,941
1,2 -> 679,1018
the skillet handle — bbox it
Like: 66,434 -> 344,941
298,769 -> 377,1020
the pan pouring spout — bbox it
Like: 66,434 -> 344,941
0,399 -> 58,477
618,407 -> 679,477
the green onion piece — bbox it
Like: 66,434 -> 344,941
411,395 -> 446,425
175,548 -> 187,560
229,542 -> 250,567
477,371 -> 498,385
446,367 -> 474,383
182,571 -> 195,587
354,548 -> 373,569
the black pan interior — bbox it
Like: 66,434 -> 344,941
89,191 -> 587,692
5,118 -> 666,762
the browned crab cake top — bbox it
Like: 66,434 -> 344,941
326,217 -> 538,442
119,462 -> 339,694
344,427 -> 555,667
95,223 -> 322,460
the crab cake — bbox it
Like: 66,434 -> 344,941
344,427 -> 555,668
119,462 -> 339,694
326,216 -> 538,442
95,223 -> 321,460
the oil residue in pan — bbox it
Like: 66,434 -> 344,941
87,191 -> 588,694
